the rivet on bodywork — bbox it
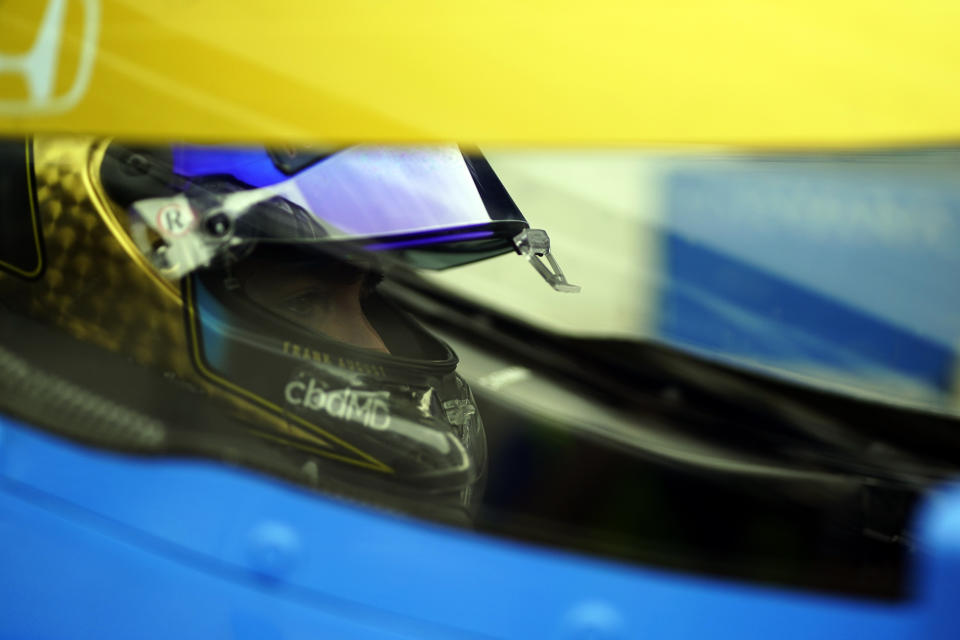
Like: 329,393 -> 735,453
245,520 -> 302,582
560,600 -> 625,640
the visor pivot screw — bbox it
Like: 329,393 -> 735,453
124,153 -> 150,176
205,213 -> 231,238
152,245 -> 171,270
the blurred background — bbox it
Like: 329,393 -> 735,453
429,149 -> 960,413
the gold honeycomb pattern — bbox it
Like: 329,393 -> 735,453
0,137 -> 194,378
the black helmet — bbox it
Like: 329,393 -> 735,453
0,137 -> 577,520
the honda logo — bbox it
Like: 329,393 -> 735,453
0,0 -> 99,115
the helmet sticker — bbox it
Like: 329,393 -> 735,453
284,374 -> 393,432
155,201 -> 196,237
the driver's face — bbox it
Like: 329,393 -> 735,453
242,264 -> 389,354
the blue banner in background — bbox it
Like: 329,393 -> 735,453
657,156 -> 960,402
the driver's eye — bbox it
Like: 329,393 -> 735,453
282,290 -> 329,317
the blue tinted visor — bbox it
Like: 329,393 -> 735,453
173,145 -> 520,237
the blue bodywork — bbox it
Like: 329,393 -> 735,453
1,413 -> 958,639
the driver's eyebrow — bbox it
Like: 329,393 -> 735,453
240,258 -> 362,291
246,273 -> 332,303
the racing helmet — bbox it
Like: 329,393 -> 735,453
0,137 -> 576,519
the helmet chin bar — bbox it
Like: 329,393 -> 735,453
512,229 -> 581,293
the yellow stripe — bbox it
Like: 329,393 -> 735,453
241,428 -> 392,472
2,0 -> 960,146
0,140 -> 43,278
83,138 -> 181,306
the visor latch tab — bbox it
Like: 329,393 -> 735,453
512,229 -> 581,293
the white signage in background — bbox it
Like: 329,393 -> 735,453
0,0 -> 100,115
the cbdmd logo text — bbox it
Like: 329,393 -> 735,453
285,378 -> 391,431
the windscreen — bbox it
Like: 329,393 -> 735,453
426,148 -> 960,417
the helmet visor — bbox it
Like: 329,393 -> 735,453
120,145 -> 527,278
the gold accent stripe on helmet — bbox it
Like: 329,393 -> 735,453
183,276 -> 394,474
0,139 -> 44,278
83,138 -> 181,306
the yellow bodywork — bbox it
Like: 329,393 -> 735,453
0,0 -> 959,147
